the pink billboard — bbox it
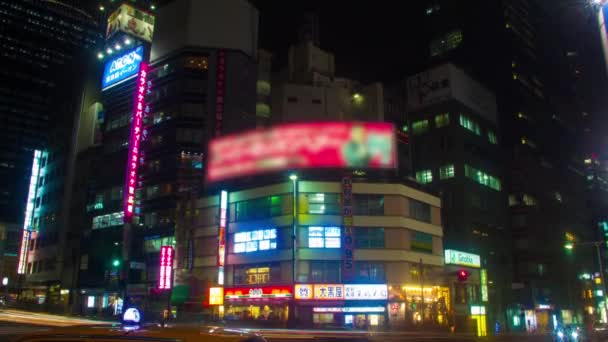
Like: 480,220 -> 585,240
207,122 -> 396,182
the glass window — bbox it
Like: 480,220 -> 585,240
233,229 -> 278,253
411,231 -> 433,253
412,120 -> 429,135
303,193 -> 341,215
353,195 -> 384,215
310,260 -> 340,282
92,212 -> 124,230
143,236 -> 176,253
488,131 -> 498,144
464,164 -> 502,191
409,199 -> 431,223
308,226 -> 341,248
355,228 -> 385,248
416,169 -> 433,184
430,29 -> 463,57
235,195 -> 290,221
355,261 -> 385,282
439,164 -> 455,179
523,194 -> 537,206
459,114 -> 481,135
435,113 -> 450,128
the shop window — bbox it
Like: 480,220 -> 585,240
412,119 -> 429,135
310,260 -> 340,282
416,169 -> 433,184
409,199 -> 431,223
308,226 -> 341,248
439,164 -> 455,179
435,113 -> 450,128
353,194 -> 384,215
233,229 -> 277,253
303,193 -> 340,215
355,261 -> 385,282
354,228 -> 384,248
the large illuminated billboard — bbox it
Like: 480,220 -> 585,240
106,4 -> 155,43
102,46 -> 144,90
207,122 -> 396,182
17,150 -> 41,274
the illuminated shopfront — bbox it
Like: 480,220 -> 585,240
223,286 -> 292,323
387,285 -> 450,327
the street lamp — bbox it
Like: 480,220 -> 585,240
289,173 -> 298,327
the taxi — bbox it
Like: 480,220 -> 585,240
13,324 -> 267,342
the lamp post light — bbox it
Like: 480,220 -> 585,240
289,173 -> 298,327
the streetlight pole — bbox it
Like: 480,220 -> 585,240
289,174 -> 298,327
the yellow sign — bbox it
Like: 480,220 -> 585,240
294,284 -> 313,300
209,287 -> 224,305
314,284 -> 344,300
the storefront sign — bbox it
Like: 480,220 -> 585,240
158,246 -> 173,289
207,122 -> 396,182
217,190 -> 227,285
101,46 -> 144,90
224,286 -> 292,300
444,249 -> 481,268
295,284 -> 388,301
342,177 -> 355,281
313,307 -> 385,313
209,287 -> 224,305
123,63 -> 149,222
471,305 -> 486,315
480,268 -> 488,302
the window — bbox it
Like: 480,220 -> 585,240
488,131 -> 498,144
430,29 -> 463,57
92,212 -> 124,230
411,231 -> 433,253
435,113 -> 450,128
416,169 -> 433,184
508,194 -> 519,207
409,199 -> 431,223
233,229 -> 277,253
439,164 -> 455,179
310,260 -> 340,282
304,193 -> 340,215
353,195 -> 384,215
523,194 -> 537,206
235,195 -> 289,221
464,164 -> 502,191
412,120 -> 429,135
234,263 -> 280,285
459,114 -> 481,135
287,97 -> 298,103
143,236 -> 176,253
355,261 -> 385,282
355,228 -> 384,248
308,226 -> 341,248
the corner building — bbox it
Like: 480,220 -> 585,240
177,180 -> 448,329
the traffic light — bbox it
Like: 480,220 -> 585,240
112,259 -> 121,267
564,232 -> 575,253
457,269 -> 470,282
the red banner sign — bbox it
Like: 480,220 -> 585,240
224,286 -> 292,300
207,122 -> 396,182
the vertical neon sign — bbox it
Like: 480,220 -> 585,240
215,49 -> 226,137
217,190 -> 227,285
124,63 -> 148,222
341,177 -> 354,281
17,150 -> 41,274
159,245 -> 174,289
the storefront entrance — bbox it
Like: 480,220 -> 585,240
225,303 -> 288,323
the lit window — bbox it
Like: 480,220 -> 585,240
416,170 -> 433,184
412,120 -> 429,135
233,229 -> 277,253
522,194 -> 537,206
439,164 -> 455,179
430,29 -> 462,57
488,131 -> 498,144
308,226 -> 341,248
435,113 -> 450,128
306,193 -> 340,215
459,114 -> 481,135
464,165 -> 501,191
92,211 -> 125,229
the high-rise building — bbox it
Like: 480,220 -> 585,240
74,0 -> 259,316
0,0 -> 103,305
418,0 -> 592,331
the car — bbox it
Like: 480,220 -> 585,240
13,324 -> 267,342
554,324 -> 584,342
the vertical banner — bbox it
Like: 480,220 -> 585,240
17,149 -> 41,274
159,245 -> 174,289
480,268 -> 488,302
124,63 -> 149,222
341,177 -> 354,281
215,50 -> 226,137
217,190 -> 228,285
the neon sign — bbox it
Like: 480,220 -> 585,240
158,245 -> 173,289
313,307 -> 385,313
218,190 -> 227,285
342,177 -> 354,281
295,284 -> 388,300
224,286 -> 292,300
233,229 -> 277,253
209,287 -> 224,305
17,149 -> 41,274
123,63 -> 149,222
102,46 -> 144,90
